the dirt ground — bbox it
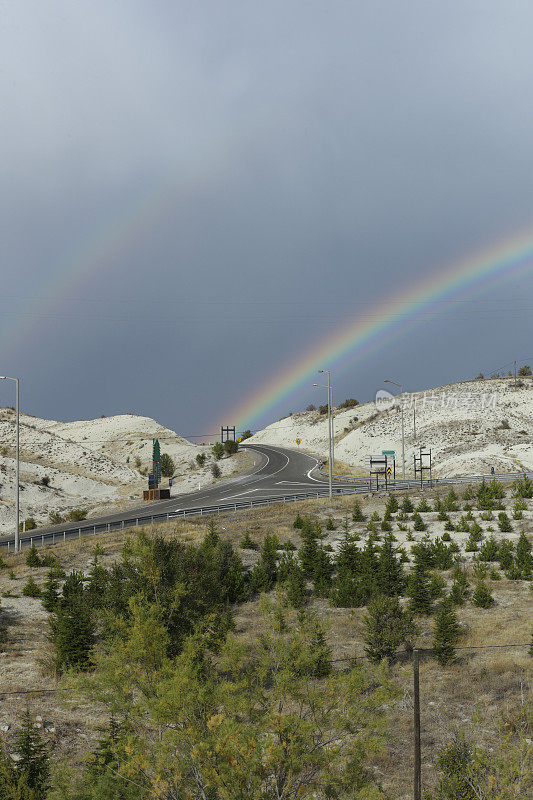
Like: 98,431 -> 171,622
0,488 -> 531,797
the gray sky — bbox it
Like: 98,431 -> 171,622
1,1 -> 532,438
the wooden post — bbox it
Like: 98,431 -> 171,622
413,648 -> 421,800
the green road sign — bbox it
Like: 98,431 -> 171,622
382,450 -> 396,460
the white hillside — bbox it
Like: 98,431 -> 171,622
247,377 -> 533,476
0,410 -> 214,533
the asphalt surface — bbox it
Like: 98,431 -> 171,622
0,444 -> 353,549
1,443 -> 531,550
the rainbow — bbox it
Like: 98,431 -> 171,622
222,227 -> 533,431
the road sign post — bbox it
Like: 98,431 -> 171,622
296,437 -> 301,447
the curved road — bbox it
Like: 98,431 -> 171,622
1,443 -> 530,550
0,444 -> 351,550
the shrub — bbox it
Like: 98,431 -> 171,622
471,580 -> 494,608
444,489 -> 459,512
240,531 -> 258,550
450,567 -> 469,606
352,501 -> 365,521
318,404 -> 328,414
212,442 -> 225,460
325,516 -> 335,530
512,474 -> 533,499
385,495 -> 398,514
19,517 -> 37,532
497,512 -> 512,532
41,475 -> 50,487
196,452 -> 207,467
441,531 -> 451,542
68,508 -> 87,522
417,498 -> 431,512
515,531 -> 532,578
407,565 -> 433,615
305,404 -> 316,412
478,536 -> 499,562
239,429 -> 252,440
26,545 -> 41,568
412,512 -> 425,531
48,511 -> 63,525
293,512 -> 305,529
518,364 -> 532,376
134,456 -> 142,469
339,398 -> 359,409
223,439 -> 239,455
363,595 -> 416,664
159,453 -> 175,477
401,497 -> 414,514
211,462 -> 221,479
22,577 -> 42,597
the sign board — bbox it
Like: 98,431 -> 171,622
148,474 -> 155,489
296,437 -> 301,445
169,478 -> 173,488
387,466 -> 392,476
382,450 -> 396,460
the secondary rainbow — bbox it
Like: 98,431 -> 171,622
223,227 -> 533,431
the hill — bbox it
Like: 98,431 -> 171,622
0,410 -> 240,533
247,376 -> 533,476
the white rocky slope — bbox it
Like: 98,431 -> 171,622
247,377 -> 533,476
0,410 -> 237,533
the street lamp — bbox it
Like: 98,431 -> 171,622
0,376 -> 20,552
384,379 -> 405,479
314,369 -> 333,498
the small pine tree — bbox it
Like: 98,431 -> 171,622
25,545 -> 41,568
41,574 -> 60,612
417,498 -> 431,513
377,532 -> 405,596
10,707 -> 50,798
312,544 -> 333,597
412,512 -> 425,531
352,501 -> 365,522
160,452 -> 175,477
364,595 -> 416,663
497,512 -> 512,532
401,497 -> 414,514
298,520 -> 320,578
22,577 -> 41,597
385,495 -> 398,514
211,462 -> 221,478
240,531 -> 258,550
284,560 -> 307,608
293,512 -> 305,529
471,580 -> 494,608
433,598 -> 461,665
407,564 -> 433,615
325,516 -> 335,530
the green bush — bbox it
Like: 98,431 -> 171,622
512,474 -> 533,499
22,577 -> 42,597
48,511 -> 64,524
471,580 -> 494,608
68,508 -> 87,522
363,595 -> 416,664
412,512 -> 425,531
160,453 -> 175,477
352,501 -> 365,521
25,545 -> 41,568
19,517 -> 37,532
497,512 -> 512,532
240,531 -> 258,550
196,452 -> 207,467
212,442 -> 225,460
223,439 -> 239,455
211,462 -> 221,478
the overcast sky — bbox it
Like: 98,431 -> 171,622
1,1 -> 532,438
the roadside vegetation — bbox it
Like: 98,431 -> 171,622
0,478 -> 530,798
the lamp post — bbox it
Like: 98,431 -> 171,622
384,379 -> 405,479
314,369 -> 333,498
0,376 -> 20,552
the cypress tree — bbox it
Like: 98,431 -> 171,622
433,598 -> 461,665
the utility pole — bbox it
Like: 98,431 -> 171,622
514,360 -> 517,387
413,648 -> 421,800
413,399 -> 417,441
384,379 -> 405,479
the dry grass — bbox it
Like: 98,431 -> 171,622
0,491 -> 531,794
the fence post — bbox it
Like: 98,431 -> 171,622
413,648 -> 421,800
79,528 -> 81,538
30,538 -> 33,548
63,531 -> 66,542
136,518 -> 139,526
52,534 -> 55,545
41,535 -> 44,546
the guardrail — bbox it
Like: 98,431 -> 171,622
2,470 -> 531,552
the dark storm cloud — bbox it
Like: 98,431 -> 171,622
1,1 -> 532,433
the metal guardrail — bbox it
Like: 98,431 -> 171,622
2,471 -> 531,552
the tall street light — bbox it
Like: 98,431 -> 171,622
314,369 -> 333,498
0,376 -> 20,552
384,378 -> 405,479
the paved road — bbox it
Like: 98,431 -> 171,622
0,444 -> 353,549
1,443 -> 530,550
